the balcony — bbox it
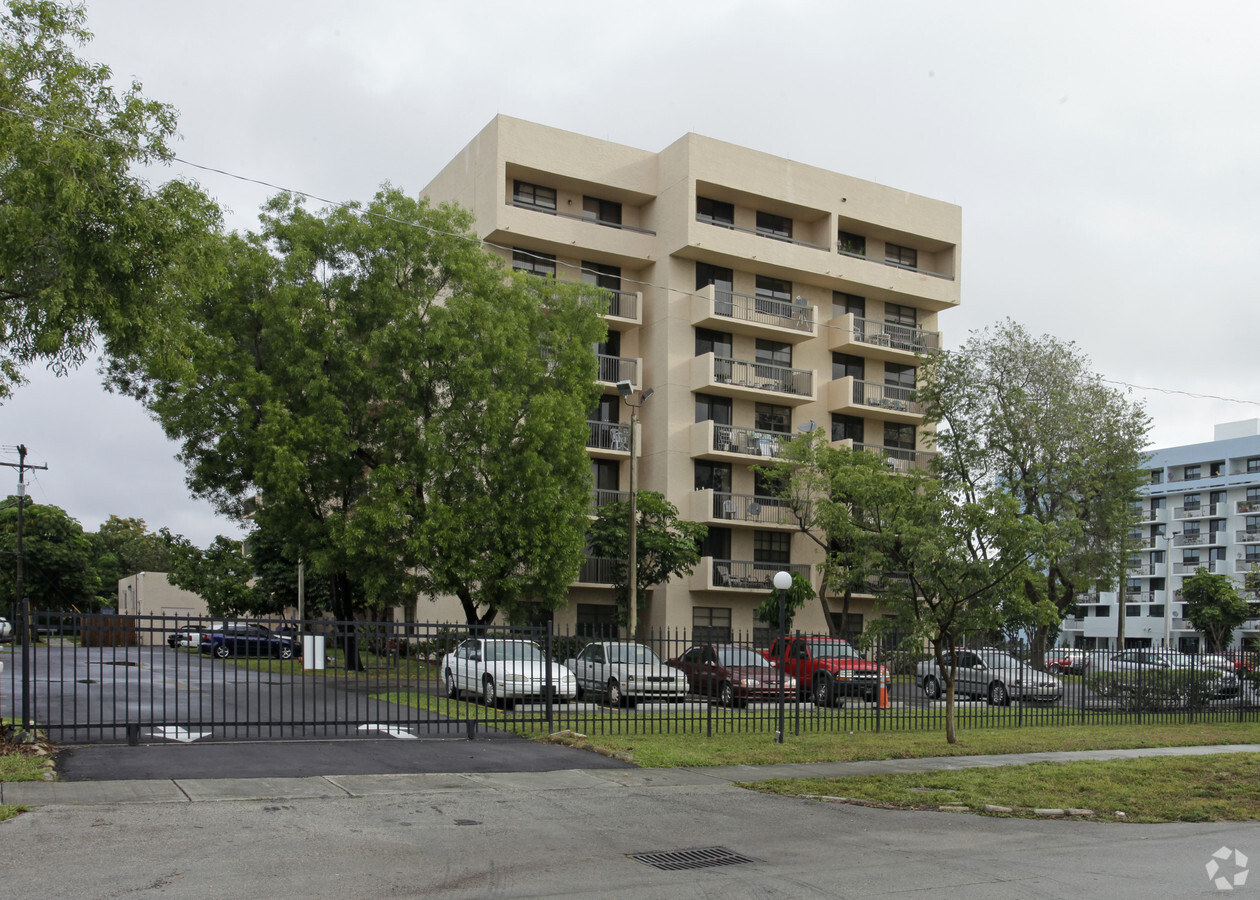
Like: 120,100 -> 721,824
828,313 -> 941,363
690,284 -> 815,343
512,198 -> 656,236
1173,503 -> 1216,520
1135,506 -> 1166,523
597,354 -> 640,387
575,556 -> 617,586
691,556 -> 812,593
1174,532 -> 1217,547
587,420 -> 630,458
691,353 -> 815,405
1238,529 -> 1260,544
828,377 -> 925,424
691,421 -> 790,461
601,289 -> 641,325
1235,559 -> 1260,575
835,241 -> 955,281
695,212 -> 829,251
590,489 -> 629,511
1239,500 -> 1260,514
1126,564 -> 1156,577
850,441 -> 937,473
690,489 -> 797,529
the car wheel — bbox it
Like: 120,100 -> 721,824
813,674 -> 834,708
482,676 -> 497,707
988,681 -> 1009,706
213,643 -> 231,659
445,670 -> 459,699
922,676 -> 941,700
606,679 -> 624,708
719,681 -> 735,707
278,644 -> 295,660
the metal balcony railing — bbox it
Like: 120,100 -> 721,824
591,489 -> 630,509
596,354 -> 637,384
711,492 -> 796,526
513,199 -> 656,235
587,420 -> 630,452
851,379 -> 926,415
1237,529 -> 1260,544
695,213 -> 829,250
711,559 -> 810,590
835,242 -> 955,280
848,316 -> 941,353
577,556 -> 617,584
711,424 -> 789,458
851,442 -> 936,471
705,288 -> 815,333
714,357 -> 813,398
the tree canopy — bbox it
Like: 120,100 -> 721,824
1180,567 -> 1252,652
0,497 -> 99,612
916,319 -> 1149,663
110,188 -> 607,632
87,515 -> 177,604
0,0 -> 220,398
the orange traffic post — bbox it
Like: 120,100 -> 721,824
878,667 -> 890,709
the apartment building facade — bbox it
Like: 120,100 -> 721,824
1059,419 -> 1260,652
422,116 -> 962,640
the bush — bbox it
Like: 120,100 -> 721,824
1087,669 -> 1229,711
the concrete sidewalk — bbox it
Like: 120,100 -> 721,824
5,742 -> 1257,809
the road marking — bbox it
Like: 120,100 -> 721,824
147,726 -> 212,743
357,724 -> 418,740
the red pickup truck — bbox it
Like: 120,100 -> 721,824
765,635 -> 883,707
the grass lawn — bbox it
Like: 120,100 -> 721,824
0,720 -> 53,823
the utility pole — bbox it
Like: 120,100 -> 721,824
2,445 -> 48,728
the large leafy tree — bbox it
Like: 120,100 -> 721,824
111,188 -> 606,645
0,497 -> 99,612
587,491 -> 707,634
0,0 -> 220,398
1180,567 -> 1252,652
916,319 -> 1149,666
87,515 -> 177,604
166,534 -> 264,619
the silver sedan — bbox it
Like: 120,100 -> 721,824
917,649 -> 1063,705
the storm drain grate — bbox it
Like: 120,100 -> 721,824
629,847 -> 755,872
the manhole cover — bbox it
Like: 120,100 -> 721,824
104,661 -> 139,667
629,847 -> 755,871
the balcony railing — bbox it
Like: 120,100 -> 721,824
707,288 -> 815,333
591,488 -> 630,509
1235,559 -> 1260,574
711,492 -> 796,526
835,242 -> 955,280
1126,564 -> 1156,577
1239,500 -> 1260,514
1174,533 -> 1212,546
849,316 -> 941,353
712,424 -> 789,458
695,213 -> 829,250
596,354 -> 637,385
851,379 -> 926,416
577,556 -> 617,585
851,442 -> 936,472
587,420 -> 630,452
714,357 -> 813,398
1238,529 -> 1260,544
712,559 -> 810,590
602,289 -> 639,320
513,199 -> 656,235
1173,503 -> 1216,519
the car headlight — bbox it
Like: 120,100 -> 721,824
744,678 -> 761,688
835,672 -> 851,680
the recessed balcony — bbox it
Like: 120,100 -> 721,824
690,556 -> 811,593
1237,529 -> 1260,544
689,489 -> 797,530
1173,503 -> 1216,520
597,354 -> 640,388
690,421 -> 791,461
833,440 -> 937,473
828,313 -> 941,362
601,289 -> 642,325
690,353 -> 815,406
690,284 -> 815,343
575,556 -> 617,586
827,377 -> 925,423
587,420 -> 630,459
590,489 -> 629,513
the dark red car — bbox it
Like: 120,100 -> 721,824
668,644 -> 798,707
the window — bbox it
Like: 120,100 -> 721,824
1245,545 -> 1260,562
756,211 -> 792,241
1211,490 -> 1227,505
753,531 -> 791,565
583,196 -> 621,226
582,261 -> 621,291
755,339 -> 791,368
595,329 -> 621,359
696,196 -> 734,227
1249,457 -> 1260,474
1148,605 -> 1165,618
695,328 -> 733,359
590,459 -> 619,492
1249,486 -> 1260,503
698,526 -> 730,560
755,275 -> 791,314
1126,605 -> 1141,617
1183,549 -> 1200,565
755,402 -> 791,434
694,460 -> 732,493
884,422 -> 915,451
838,230 -> 866,255
1151,497 -> 1166,511
1210,462 -> 1223,477
1150,577 -> 1165,591
1183,493 -> 1201,510
834,291 -> 865,320
1184,464 -> 1201,481
884,303 -> 917,327
754,468 -> 787,498
695,394 -> 732,426
884,362 -> 916,389
693,607 -> 732,644
513,181 -> 556,211
1151,550 -> 1165,564
591,394 -> 619,424
885,243 -> 918,268
1183,521 -> 1201,537
696,262 -> 734,313
1095,606 -> 1111,617
831,414 -> 864,443
1150,469 -> 1163,484
1209,519 -> 1226,537
1247,516 -> 1260,534
512,248 -> 555,278
832,352 -> 865,380
1125,579 -> 1143,594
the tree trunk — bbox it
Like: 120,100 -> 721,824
331,572 -> 365,672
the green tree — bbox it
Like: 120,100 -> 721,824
0,0 -> 221,398
110,188 -> 606,649
587,491 -> 707,634
755,572 -> 815,635
0,497 -> 99,612
88,515 -> 177,603
916,319 -> 1149,667
1180,567 -> 1252,652
166,534 -> 264,618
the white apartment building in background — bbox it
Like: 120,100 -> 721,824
1060,419 -> 1260,652
421,116 -> 961,640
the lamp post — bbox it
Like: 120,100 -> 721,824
772,569 -> 792,744
617,380 -> 653,640
1160,530 -> 1180,650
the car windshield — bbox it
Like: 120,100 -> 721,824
810,641 -> 861,660
979,652 -> 1021,668
607,644 -> 662,665
484,642 -> 546,663
717,647 -> 768,668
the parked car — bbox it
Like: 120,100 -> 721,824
0,616 -> 11,642
667,643 -> 797,706
764,635 -> 882,707
200,623 -> 301,660
916,648 -> 1063,705
565,641 -> 688,707
1223,650 -> 1258,673
1091,649 -> 1240,704
1045,648 -> 1091,675
441,637 -> 576,706
167,624 -> 207,649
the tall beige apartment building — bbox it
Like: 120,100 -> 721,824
422,116 -> 961,641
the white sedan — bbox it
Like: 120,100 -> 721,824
0,616 -> 11,642
440,638 -> 577,706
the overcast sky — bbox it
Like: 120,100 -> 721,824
5,0 -> 1260,547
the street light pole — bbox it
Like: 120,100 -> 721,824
772,569 -> 792,744
617,381 -> 653,641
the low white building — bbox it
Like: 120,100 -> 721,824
1059,419 -> 1260,652
117,572 -> 211,646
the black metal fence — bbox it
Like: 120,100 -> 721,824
1,612 -> 1257,746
